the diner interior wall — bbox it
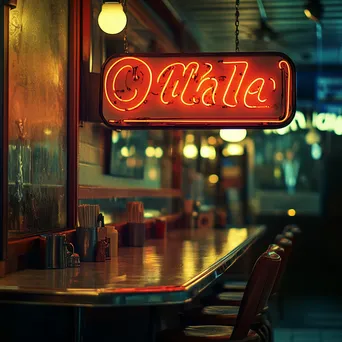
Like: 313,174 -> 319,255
79,122 -> 162,188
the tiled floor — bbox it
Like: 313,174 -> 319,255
274,296 -> 342,329
275,328 -> 342,342
273,296 -> 342,341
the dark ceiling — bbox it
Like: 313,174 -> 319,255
165,0 -> 342,65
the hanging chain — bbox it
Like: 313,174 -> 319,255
235,0 -> 240,52
123,0 -> 129,53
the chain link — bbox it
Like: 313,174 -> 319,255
235,0 -> 240,52
123,0 -> 129,53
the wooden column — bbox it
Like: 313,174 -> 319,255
171,131 -> 183,190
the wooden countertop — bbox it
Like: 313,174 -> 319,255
0,226 -> 265,307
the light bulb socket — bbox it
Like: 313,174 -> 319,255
5,0 -> 17,9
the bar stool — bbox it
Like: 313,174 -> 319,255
283,224 -> 301,235
222,234 -> 293,293
275,232 -> 293,244
199,240 -> 291,342
212,240 -> 291,304
201,243 -> 285,305
157,249 -> 281,342
182,244 -> 288,342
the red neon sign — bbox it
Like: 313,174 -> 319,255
100,53 -> 296,129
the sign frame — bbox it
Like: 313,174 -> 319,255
100,52 -> 296,130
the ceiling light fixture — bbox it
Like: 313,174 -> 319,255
304,0 -> 323,22
98,1 -> 127,34
219,129 -> 247,143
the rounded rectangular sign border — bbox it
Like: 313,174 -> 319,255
100,52 -> 296,130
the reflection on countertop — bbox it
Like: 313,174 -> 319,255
0,226 -> 265,306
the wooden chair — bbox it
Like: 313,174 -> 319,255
197,241 -> 292,341
157,249 -> 281,342
222,234 -> 293,294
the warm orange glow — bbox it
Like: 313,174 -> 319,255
279,60 -> 292,121
222,62 -> 248,107
287,209 -> 296,217
157,62 -> 199,106
244,78 -> 270,108
102,53 -> 295,128
104,57 -> 152,112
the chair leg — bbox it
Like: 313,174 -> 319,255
263,318 -> 273,342
253,324 -> 268,342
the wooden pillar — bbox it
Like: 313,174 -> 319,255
215,145 -> 226,209
171,130 -> 183,190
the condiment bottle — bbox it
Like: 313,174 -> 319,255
96,213 -> 107,262
97,213 -> 107,241
106,226 -> 118,258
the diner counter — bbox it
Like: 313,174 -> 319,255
0,226 -> 265,307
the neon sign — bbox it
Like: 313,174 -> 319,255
267,111 -> 342,135
100,53 -> 296,129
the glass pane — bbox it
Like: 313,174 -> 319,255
79,123 -> 173,189
8,0 -> 68,237
108,130 -> 148,179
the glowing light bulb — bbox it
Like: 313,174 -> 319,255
121,146 -> 129,157
208,174 -> 219,184
183,144 -> 198,159
98,2 -> 127,35
185,134 -> 195,143
208,146 -> 216,160
311,143 -> 322,160
225,144 -> 244,156
129,145 -> 136,156
274,152 -> 284,162
305,129 -> 320,145
43,128 -> 52,136
200,145 -> 211,158
148,168 -> 158,181
208,136 -> 217,145
304,9 -> 312,19
287,209 -> 296,217
111,131 -> 119,144
145,146 -> 155,158
155,147 -> 163,158
220,129 -> 247,143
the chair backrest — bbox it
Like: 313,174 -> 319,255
231,247 -> 281,341
269,240 -> 292,295
283,224 -> 301,235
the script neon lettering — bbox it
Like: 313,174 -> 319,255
103,57 -> 289,112
196,64 -> 218,106
244,78 -> 272,108
157,62 -> 200,106
104,57 -> 152,112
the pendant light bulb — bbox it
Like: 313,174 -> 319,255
98,2 -> 127,35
